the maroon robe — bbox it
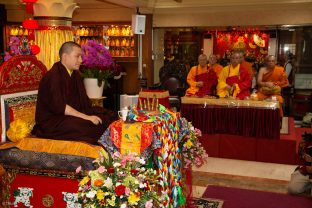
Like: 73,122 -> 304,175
226,65 -> 251,100
32,62 -> 117,144
195,68 -> 218,97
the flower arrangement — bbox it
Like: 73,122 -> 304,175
77,150 -> 161,208
81,40 -> 116,87
181,122 -> 208,168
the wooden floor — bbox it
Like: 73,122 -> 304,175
191,157 -> 297,198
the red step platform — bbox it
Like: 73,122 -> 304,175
1,167 -> 81,208
200,118 -> 310,165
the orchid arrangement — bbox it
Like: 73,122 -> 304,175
4,36 -> 21,61
81,40 -> 116,87
181,122 -> 208,169
77,150 -> 161,208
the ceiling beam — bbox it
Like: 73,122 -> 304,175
95,0 -> 149,8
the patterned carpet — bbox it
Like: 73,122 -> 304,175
190,198 -> 224,208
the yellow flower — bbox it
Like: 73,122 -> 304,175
185,139 -> 193,149
97,189 -> 105,200
128,192 -> 140,205
79,176 -> 90,186
107,195 -> 116,206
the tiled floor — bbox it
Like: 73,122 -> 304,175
191,157 -> 297,198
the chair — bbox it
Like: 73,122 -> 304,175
156,62 -> 188,111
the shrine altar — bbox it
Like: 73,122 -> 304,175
98,108 -> 194,207
180,96 -> 280,140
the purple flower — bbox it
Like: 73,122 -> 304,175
81,40 -> 113,70
81,40 -> 120,86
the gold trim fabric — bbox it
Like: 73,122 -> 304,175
0,138 -> 102,159
181,96 -> 280,109
139,91 -> 170,98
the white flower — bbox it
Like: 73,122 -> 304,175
140,167 -> 146,172
139,158 -> 146,164
134,180 -> 139,184
113,162 -> 121,167
139,183 -> 147,188
104,177 -> 113,188
121,203 -> 128,208
86,190 -> 97,199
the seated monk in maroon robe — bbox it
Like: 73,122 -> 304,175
32,41 -> 117,144
186,54 -> 218,97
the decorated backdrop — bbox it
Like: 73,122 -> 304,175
212,30 -> 270,64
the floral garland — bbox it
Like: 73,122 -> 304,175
180,120 -> 208,169
77,150 -> 161,208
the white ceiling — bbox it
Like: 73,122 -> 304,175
1,0 -> 312,10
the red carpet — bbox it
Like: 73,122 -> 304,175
203,185 -> 312,208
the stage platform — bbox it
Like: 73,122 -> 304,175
199,117 -> 311,165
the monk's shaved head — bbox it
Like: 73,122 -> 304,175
59,41 -> 81,60
198,54 -> 208,61
265,55 -> 276,69
265,55 -> 276,62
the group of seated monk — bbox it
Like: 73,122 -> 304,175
32,41 -> 288,145
185,52 -> 289,117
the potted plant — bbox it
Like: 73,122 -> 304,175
81,40 -> 115,98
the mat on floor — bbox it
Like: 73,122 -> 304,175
188,198 -> 224,208
203,185 -> 312,208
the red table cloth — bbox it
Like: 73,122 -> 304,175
181,97 -> 280,139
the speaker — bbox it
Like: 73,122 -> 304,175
132,14 -> 146,34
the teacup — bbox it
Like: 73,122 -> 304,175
118,109 -> 129,121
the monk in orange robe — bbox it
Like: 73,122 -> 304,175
186,54 -> 218,97
208,54 -> 223,77
256,55 -> 289,117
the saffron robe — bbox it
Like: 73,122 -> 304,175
209,63 -> 223,77
256,66 -> 289,117
186,65 -> 218,96
217,64 -> 251,99
32,62 -> 117,144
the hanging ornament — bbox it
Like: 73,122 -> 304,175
30,44 -> 40,55
22,0 -> 38,14
22,19 -> 39,30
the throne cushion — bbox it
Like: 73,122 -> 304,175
1,90 -> 37,143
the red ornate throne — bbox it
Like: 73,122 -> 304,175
0,55 -> 99,208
